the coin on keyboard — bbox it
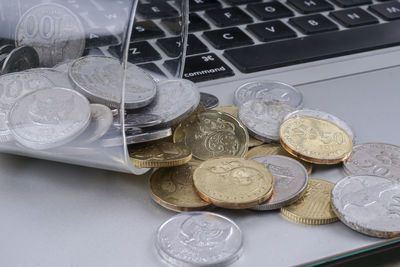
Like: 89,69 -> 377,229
281,178 -> 338,225
16,3 -> 85,67
193,157 -> 273,209
9,87 -> 91,150
129,142 -> 192,168
331,175 -> 400,238
343,143 -> 400,182
239,99 -> 294,142
24,68 -> 74,89
200,92 -> 219,109
0,72 -> 54,142
69,55 -> 156,109
2,46 -> 39,74
284,109 -> 355,143
245,144 -> 312,174
156,212 -> 243,266
280,116 -> 353,164
234,80 -> 303,107
149,163 -> 211,212
250,155 -> 308,211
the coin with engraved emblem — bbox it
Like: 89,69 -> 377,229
193,157 -> 274,209
149,163 -> 211,212
24,68 -> 74,88
200,92 -> 219,109
250,155 -> 308,210
156,212 -> 243,266
16,3 -> 85,67
280,116 -> 353,164
9,87 -> 91,150
239,99 -> 294,142
2,46 -> 39,74
281,178 -> 338,225
343,143 -> 400,182
234,80 -> 303,107
331,175 -> 400,238
129,142 -> 192,168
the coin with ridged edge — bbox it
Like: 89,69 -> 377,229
280,178 -> 338,225
200,92 -> 219,109
193,157 -> 274,209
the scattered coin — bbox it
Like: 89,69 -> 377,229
53,60 -> 73,73
2,46 -> 39,74
280,116 -> 353,164
156,212 -> 243,266
118,113 -> 163,129
129,142 -> 192,168
281,178 -> 338,225
343,143 -> 400,182
126,128 -> 172,145
24,68 -> 74,88
149,163 -> 211,212
193,157 -> 274,209
200,92 -> 219,109
250,155 -> 308,211
239,99 -> 294,142
9,87 -> 91,150
331,175 -> 400,238
234,80 -> 303,107
0,44 -> 15,54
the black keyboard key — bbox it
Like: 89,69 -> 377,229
287,0 -> 334,14
137,3 -> 178,19
289,14 -> 338,34
189,0 -> 221,11
110,41 -> 162,64
164,53 -> 234,82
247,2 -> 294,20
247,21 -> 297,42
226,0 -> 261,4
156,34 -> 208,57
369,1 -> 400,20
333,0 -> 371,7
138,63 -> 166,81
132,21 -> 165,41
85,28 -> 119,48
330,8 -> 379,27
203,27 -> 253,49
162,13 -> 210,35
206,7 -> 253,27
224,21 -> 400,73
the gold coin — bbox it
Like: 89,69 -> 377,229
129,142 -> 192,168
181,110 -> 248,160
280,178 -> 338,225
149,163 -> 211,212
245,144 -> 313,174
279,116 -> 352,164
193,157 -> 274,209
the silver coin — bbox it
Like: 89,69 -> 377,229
156,212 -> 243,266
239,99 -> 294,142
137,79 -> 200,127
2,46 -> 39,74
9,87 -> 91,150
250,155 -> 308,210
284,109 -> 355,143
0,44 -> 15,54
126,127 -> 172,144
114,113 -> 163,129
331,175 -> 400,238
69,56 -> 157,109
0,72 -> 54,142
234,80 -> 303,107
200,92 -> 219,109
100,127 -> 170,147
16,3 -> 85,67
53,60 -> 73,73
24,68 -> 74,89
343,143 -> 400,182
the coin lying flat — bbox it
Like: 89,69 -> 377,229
281,178 -> 338,225
343,143 -> 400,182
234,80 -> 303,107
331,175 -> 400,238
149,163 -> 211,212
200,92 -> 219,109
121,113 -> 163,128
127,128 -> 172,145
25,68 -> 74,89
193,157 -> 274,209
69,56 -> 156,109
2,46 -> 39,74
156,212 -> 243,266
250,155 -> 308,211
53,60 -> 73,73
239,99 -> 294,142
129,142 -> 192,168
9,87 -> 91,150
280,116 -> 353,164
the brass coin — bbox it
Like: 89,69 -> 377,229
279,116 -> 353,164
212,106 -> 263,148
129,142 -> 192,168
183,110 -> 249,160
149,163 -> 211,212
245,144 -> 313,174
280,178 -> 338,225
193,157 -> 274,209
173,103 -> 206,144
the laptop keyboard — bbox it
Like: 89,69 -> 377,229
124,0 -> 400,83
